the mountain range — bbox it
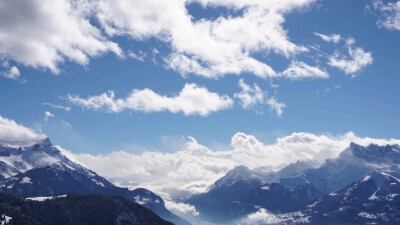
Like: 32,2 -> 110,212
186,143 -> 400,224
1,137 -> 400,225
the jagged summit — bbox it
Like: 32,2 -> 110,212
345,142 -> 400,164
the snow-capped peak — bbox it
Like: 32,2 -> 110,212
0,138 -> 84,178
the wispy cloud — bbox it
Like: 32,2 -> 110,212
328,38 -> 373,76
234,79 -> 285,116
42,103 -> 71,112
280,61 -> 329,80
44,111 -> 55,122
314,32 -> 341,43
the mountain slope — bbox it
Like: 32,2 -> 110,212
0,193 -> 173,225
307,170 -> 400,224
244,176 -> 322,213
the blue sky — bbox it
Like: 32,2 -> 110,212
1,0 -> 400,155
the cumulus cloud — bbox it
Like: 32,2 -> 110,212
0,0 -> 122,74
328,38 -> 373,76
314,32 -> 341,43
234,79 -> 285,116
370,0 -> 400,31
1,66 -> 20,80
94,0 -> 314,78
280,61 -> 329,79
66,83 -> 233,116
0,0 -> 318,78
44,111 -> 55,122
0,115 -> 46,146
65,131 -> 400,211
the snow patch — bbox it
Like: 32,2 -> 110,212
385,193 -> 399,201
0,215 -> 12,225
261,185 -> 270,190
358,212 -> 377,219
25,194 -> 67,201
20,176 -> 32,184
134,195 -> 150,205
91,179 -> 105,187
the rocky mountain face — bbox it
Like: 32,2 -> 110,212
0,138 -> 190,225
0,193 -> 173,225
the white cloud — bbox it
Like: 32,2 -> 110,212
42,102 -> 71,112
242,208 -> 308,224
128,50 -> 147,62
234,79 -> 285,116
314,32 -> 341,43
0,0 -> 320,78
164,201 -> 199,217
1,66 -> 20,80
321,84 -> 342,94
328,39 -> 373,76
370,0 -> 400,31
234,79 -> 266,109
280,61 -> 329,79
61,120 -> 72,128
83,0 -> 314,78
65,131 -> 400,213
266,97 -> 285,117
66,83 -> 233,116
0,0 -> 122,74
44,111 -> 55,122
0,115 -> 46,146
245,208 -> 280,224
